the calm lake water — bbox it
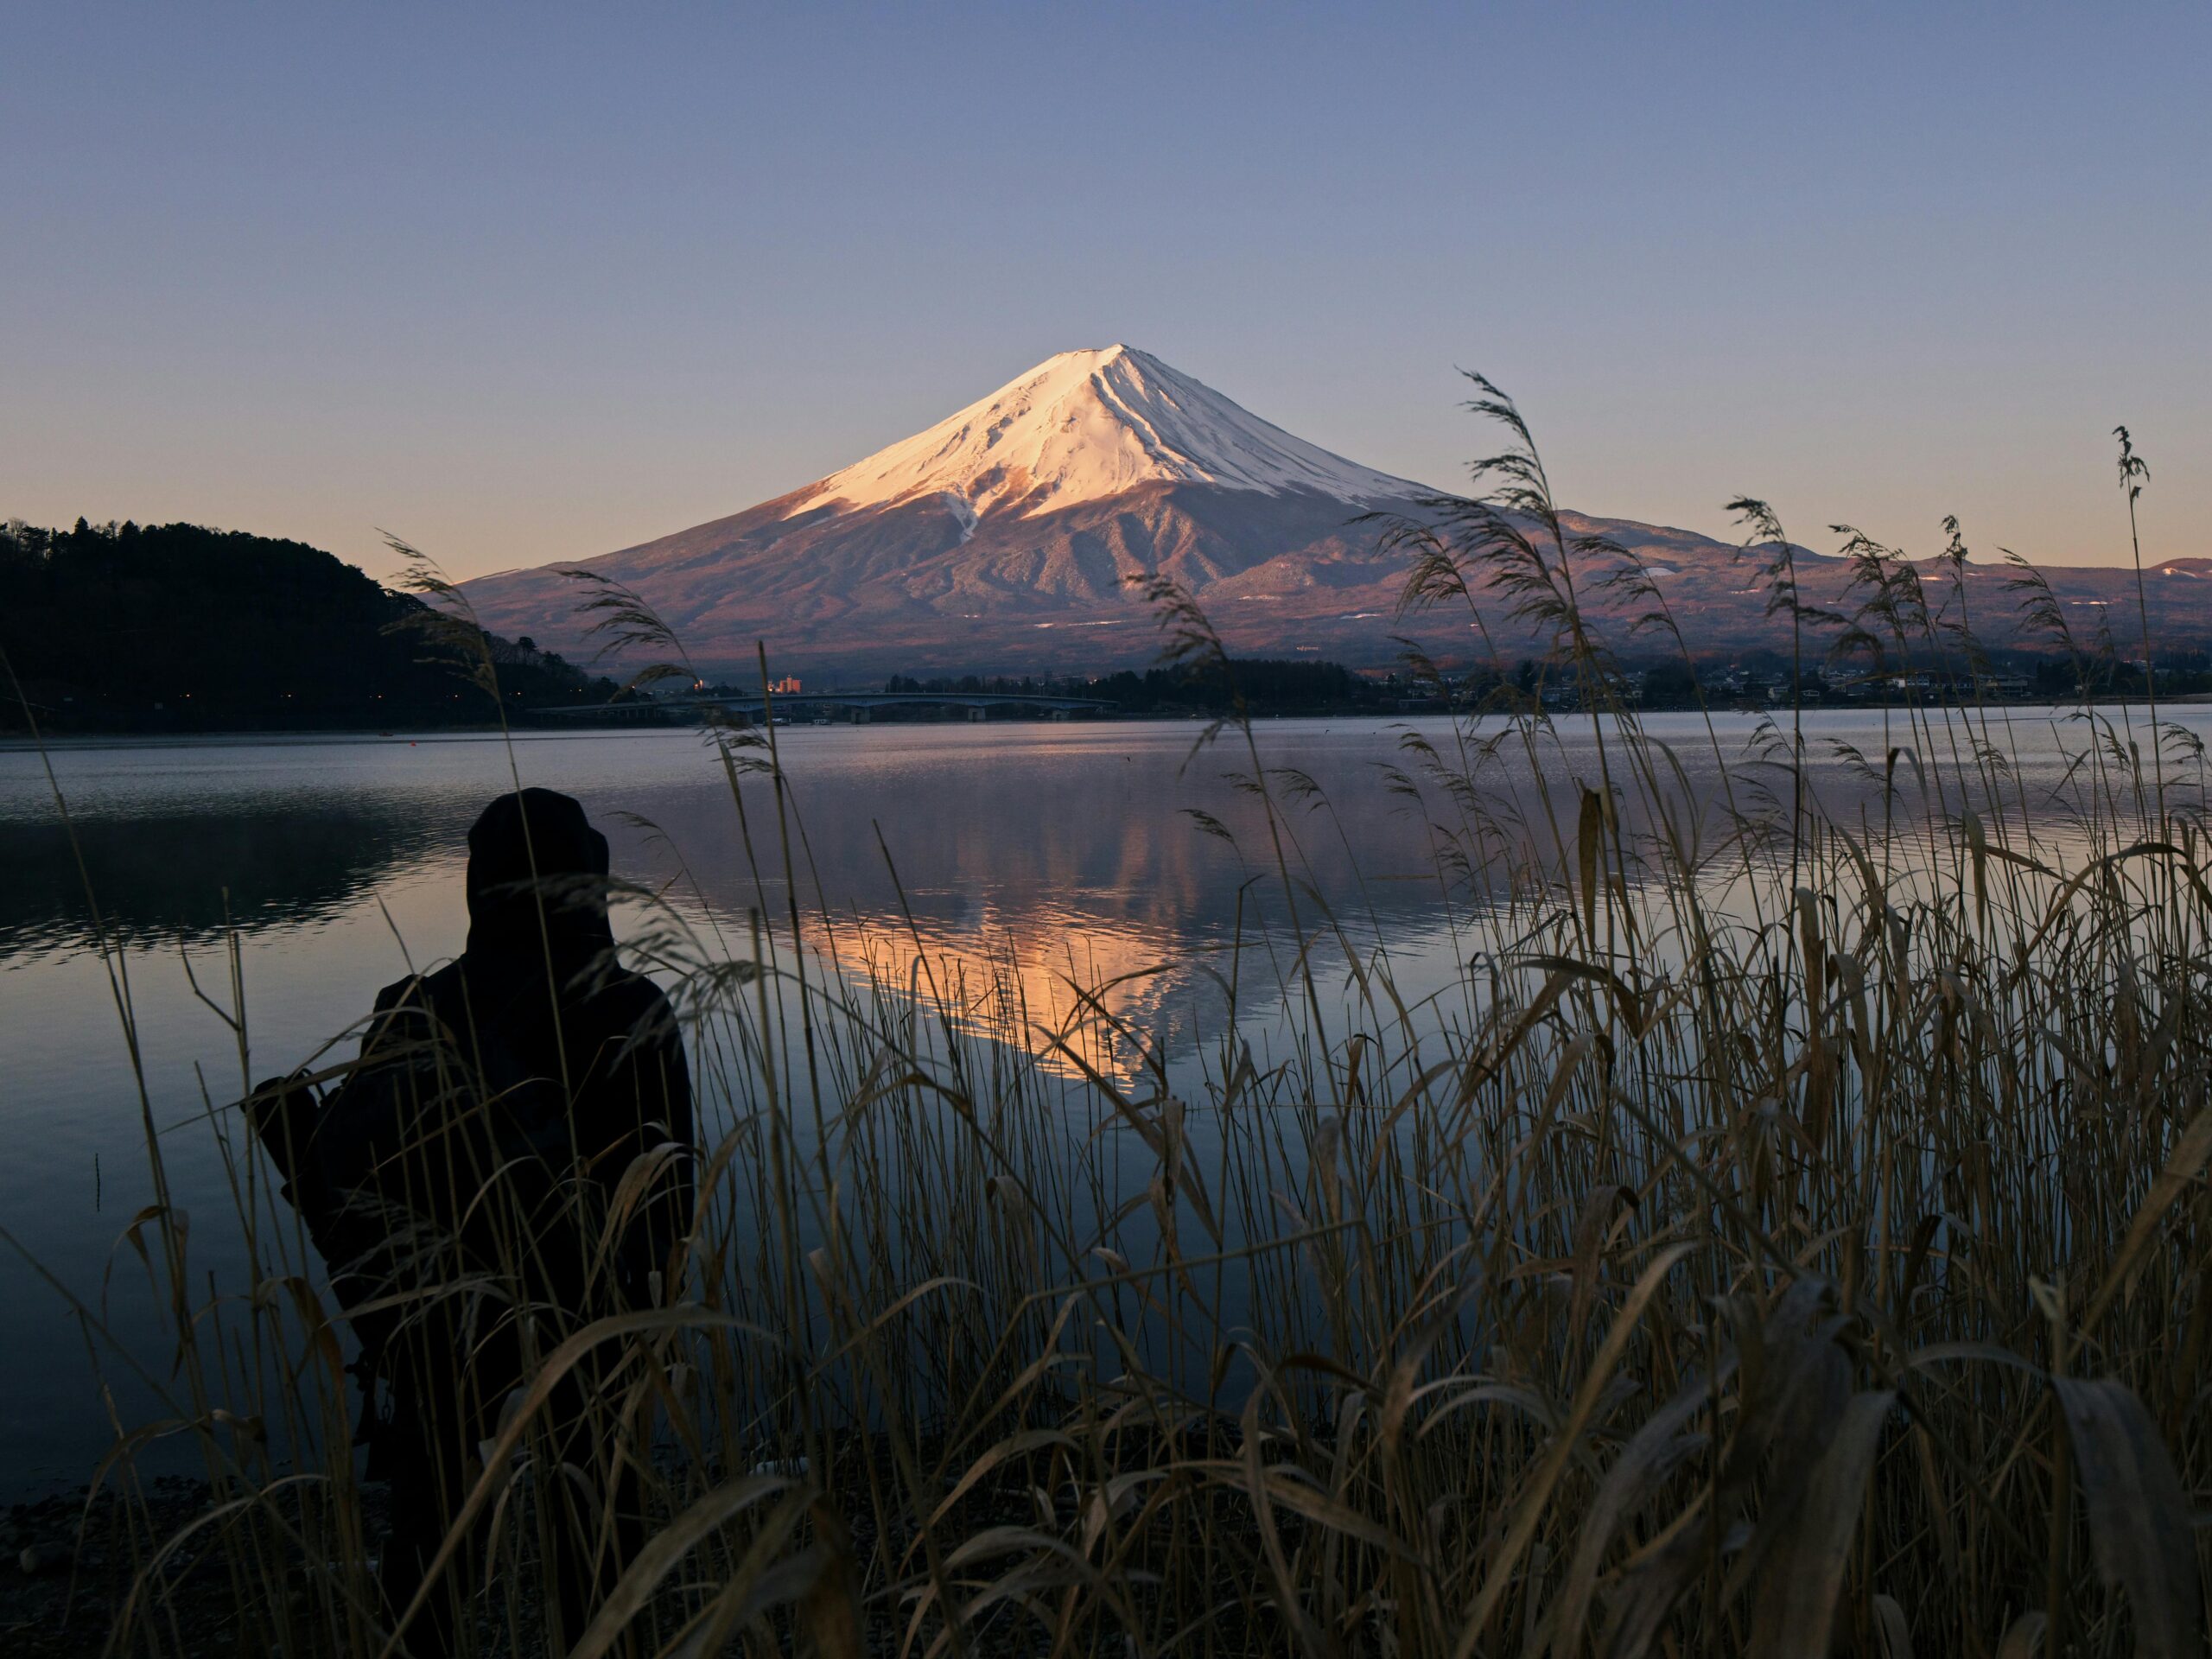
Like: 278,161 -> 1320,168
0,709 -> 2185,1494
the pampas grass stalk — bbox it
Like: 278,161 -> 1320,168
11,389 -> 2210,1657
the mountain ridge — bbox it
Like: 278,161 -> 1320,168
458,348 -> 2209,677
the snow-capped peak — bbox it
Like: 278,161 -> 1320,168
788,346 -> 1424,526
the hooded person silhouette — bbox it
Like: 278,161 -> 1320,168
251,788 -> 693,1653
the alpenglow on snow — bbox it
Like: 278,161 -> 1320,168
785,346 -> 1426,533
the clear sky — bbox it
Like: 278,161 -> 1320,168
4,3 -> 2205,582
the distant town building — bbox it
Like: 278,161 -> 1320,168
770,676 -> 802,695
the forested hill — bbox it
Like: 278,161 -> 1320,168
1,518 -> 626,732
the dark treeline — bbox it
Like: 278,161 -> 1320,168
0,518 -> 625,732
1351,651 -> 2197,714
881,650 -> 2164,719
883,658 -> 1393,714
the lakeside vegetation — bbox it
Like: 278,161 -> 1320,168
11,394 -> 2210,1656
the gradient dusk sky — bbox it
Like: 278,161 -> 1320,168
4,3 -> 2205,583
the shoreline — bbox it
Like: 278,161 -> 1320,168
0,698 -> 2176,755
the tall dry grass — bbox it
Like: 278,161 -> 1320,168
9,391 -> 2209,1657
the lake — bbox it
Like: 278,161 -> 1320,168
0,706 -> 2183,1495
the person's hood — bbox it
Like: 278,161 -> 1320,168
464,788 -> 615,963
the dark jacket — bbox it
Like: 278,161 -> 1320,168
253,790 -> 694,1455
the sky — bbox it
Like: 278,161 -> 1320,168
3,3 -> 2206,583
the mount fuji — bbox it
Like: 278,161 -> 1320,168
462,345 -> 1445,675
459,346 -> 2206,676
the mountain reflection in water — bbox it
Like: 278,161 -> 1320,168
587,726 -> 1488,1071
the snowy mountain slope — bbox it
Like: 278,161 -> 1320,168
461,346 -> 1450,671
785,346 -> 1425,526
